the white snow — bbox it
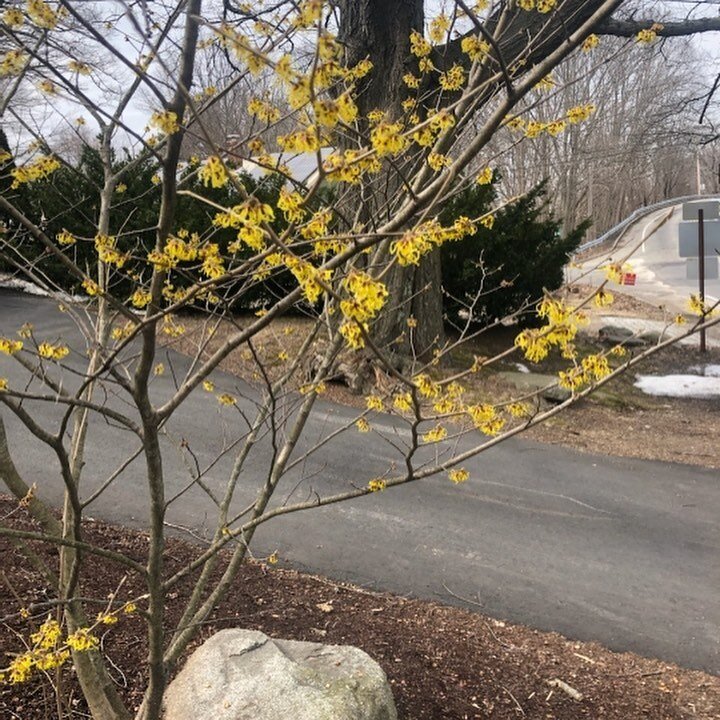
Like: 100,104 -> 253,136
634,374 -> 720,398
0,273 -> 84,303
514,363 -> 531,374
687,364 -> 720,378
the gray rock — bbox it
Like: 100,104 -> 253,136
163,629 -> 398,720
598,325 -> 659,347
499,371 -> 571,403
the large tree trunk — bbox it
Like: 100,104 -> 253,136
337,0 -> 445,357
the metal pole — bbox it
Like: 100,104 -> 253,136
698,208 -> 706,353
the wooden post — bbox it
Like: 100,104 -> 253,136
698,208 -> 706,353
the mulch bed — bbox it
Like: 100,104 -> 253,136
1,496 -> 718,719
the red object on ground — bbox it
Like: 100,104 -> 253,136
621,272 -> 637,286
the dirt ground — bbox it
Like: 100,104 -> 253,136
1,497 -> 718,720
169,288 -> 720,470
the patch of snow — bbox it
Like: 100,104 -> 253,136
0,273 -> 84,303
687,364 -> 720,378
514,363 -> 530,374
634,374 -> 720,399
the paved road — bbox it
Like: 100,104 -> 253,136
0,290 -> 718,673
574,204 -> 720,315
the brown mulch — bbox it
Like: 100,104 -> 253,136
1,496 -> 718,719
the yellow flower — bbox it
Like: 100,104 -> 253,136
130,289 -> 151,308
409,31 -> 431,58
368,479 -> 386,492
370,122 -> 408,157
97,613 -> 118,625
203,380 -> 215,392
38,342 -> 69,360
10,155 -> 61,188
439,64 -> 465,91
66,629 -> 99,652
198,156 -> 227,188
27,0 -> 59,29
30,617 -> 61,650
448,468 -> 469,484
3,8 -> 24,27
636,28 -> 658,44
366,395 -> 384,411
421,425 -> 447,443
688,294 -> 712,316
82,278 -> 101,296
507,402 -> 530,418
582,34 -> 599,52
217,393 -> 236,406
153,363 -> 165,376
150,110 -> 180,135
476,167 -> 493,185
0,337 -> 23,355
461,35 -> 490,62
594,290 -> 614,308
356,418 -> 371,433
393,392 -> 413,412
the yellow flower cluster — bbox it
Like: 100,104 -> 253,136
95,234 -> 128,268
11,155 -> 61,188
448,468 -> 469,484
566,103 -> 596,124
368,479 -> 387,492
461,35 -> 491,62
636,28 -> 659,44
198,156 -> 227,188
410,31 -> 432,58
0,49 -> 27,77
518,0 -> 557,12
38,342 -> 69,360
439,64 -> 465,91
3,8 -> 24,27
466,403 -> 506,436
356,417 -> 370,432
515,297 -> 585,363
277,189 -> 306,223
82,278 -> 101,296
248,97 -> 281,123
370,122 -> 408,157
27,0 -> 60,29
130,289 -> 151,308
476,167 -> 493,185
312,93 -> 358,128
390,217 -> 476,266
300,208 -> 332,241
421,425 -> 447,443
277,125 -> 323,153
558,354 -> 612,391
393,392 -> 413,412
0,337 -> 23,355
340,272 -> 389,324
68,59 -> 91,75
582,34 -> 600,52
1,616 -> 105,686
199,243 -> 225,279
56,230 -> 76,246
150,110 -> 180,135
285,255 -> 332,304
